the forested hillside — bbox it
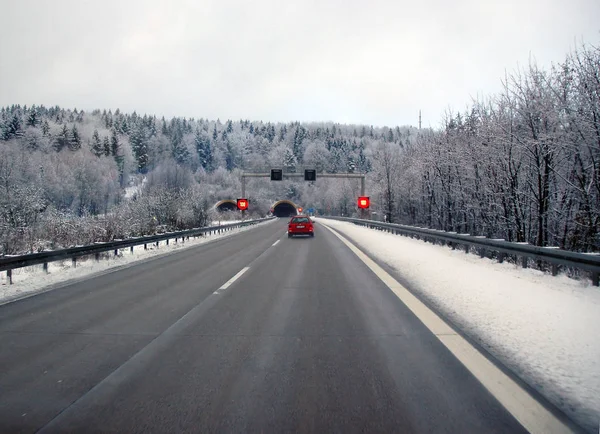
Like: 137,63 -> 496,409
1,43 -> 598,255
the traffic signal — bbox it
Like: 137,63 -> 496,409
357,196 -> 370,209
304,169 -> 316,181
271,169 -> 283,181
237,198 -> 249,211
298,207 -> 303,213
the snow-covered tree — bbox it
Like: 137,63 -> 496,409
91,129 -> 103,157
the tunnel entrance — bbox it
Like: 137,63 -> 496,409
215,200 -> 237,212
272,200 -> 298,217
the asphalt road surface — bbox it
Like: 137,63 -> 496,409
0,219 -> 534,433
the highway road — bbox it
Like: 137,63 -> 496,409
0,218 -> 561,433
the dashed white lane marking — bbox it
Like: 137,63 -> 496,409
321,223 -> 573,434
217,267 -> 249,292
272,240 -> 280,246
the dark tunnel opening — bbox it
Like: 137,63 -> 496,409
273,202 -> 297,217
216,202 -> 237,212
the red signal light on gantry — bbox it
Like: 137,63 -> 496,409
357,196 -> 370,209
237,199 -> 249,211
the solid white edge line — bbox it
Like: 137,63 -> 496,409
320,223 -> 573,434
272,240 -> 280,246
217,267 -> 250,291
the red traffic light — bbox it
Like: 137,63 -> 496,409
358,196 -> 370,209
297,207 -> 303,213
237,198 -> 249,211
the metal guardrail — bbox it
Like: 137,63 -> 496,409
0,217 -> 275,284
322,216 -> 600,286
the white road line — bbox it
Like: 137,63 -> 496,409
217,267 -> 249,291
321,224 -> 573,434
272,240 -> 280,246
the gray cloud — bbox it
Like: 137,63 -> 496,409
1,0 -> 599,127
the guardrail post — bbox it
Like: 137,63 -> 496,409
114,249 -> 118,256
551,263 -> 558,276
43,262 -> 48,273
7,269 -> 12,285
521,256 -> 528,268
156,241 -> 159,248
72,257 -> 77,268
498,252 -> 505,263
166,239 -> 169,245
95,253 -> 100,262
592,272 -> 599,287
144,243 -> 147,250
465,244 -> 470,253
130,246 -> 134,254
479,248 -> 485,258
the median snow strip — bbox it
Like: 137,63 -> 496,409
317,218 -> 600,432
0,220 -> 274,304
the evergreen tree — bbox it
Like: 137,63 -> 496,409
27,109 -> 38,127
4,114 -> 23,140
103,136 -> 111,156
266,124 -> 276,143
110,129 -> 120,157
195,129 -> 213,171
212,125 -> 218,141
293,126 -> 306,162
120,117 -> 130,134
54,124 -> 70,152
69,125 -> 82,151
347,159 -> 356,172
225,140 -> 235,170
226,119 -> 233,133
357,147 -> 371,172
91,129 -> 103,157
284,147 -> 297,171
41,120 -> 50,136
171,131 -> 190,166
149,117 -> 157,137
130,125 -> 149,172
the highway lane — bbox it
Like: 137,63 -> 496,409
1,218 -> 530,433
0,220 -> 282,432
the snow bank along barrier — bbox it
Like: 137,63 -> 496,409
322,216 -> 600,286
0,217 -> 275,284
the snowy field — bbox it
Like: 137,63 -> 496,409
318,218 -> 600,432
0,219 -> 274,305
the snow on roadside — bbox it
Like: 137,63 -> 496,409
0,219 -> 275,304
212,219 -> 242,226
317,218 -> 600,432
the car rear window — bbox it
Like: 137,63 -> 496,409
292,217 -> 310,223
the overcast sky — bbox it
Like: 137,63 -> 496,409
1,0 -> 598,128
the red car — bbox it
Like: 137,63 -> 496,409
288,215 -> 314,238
